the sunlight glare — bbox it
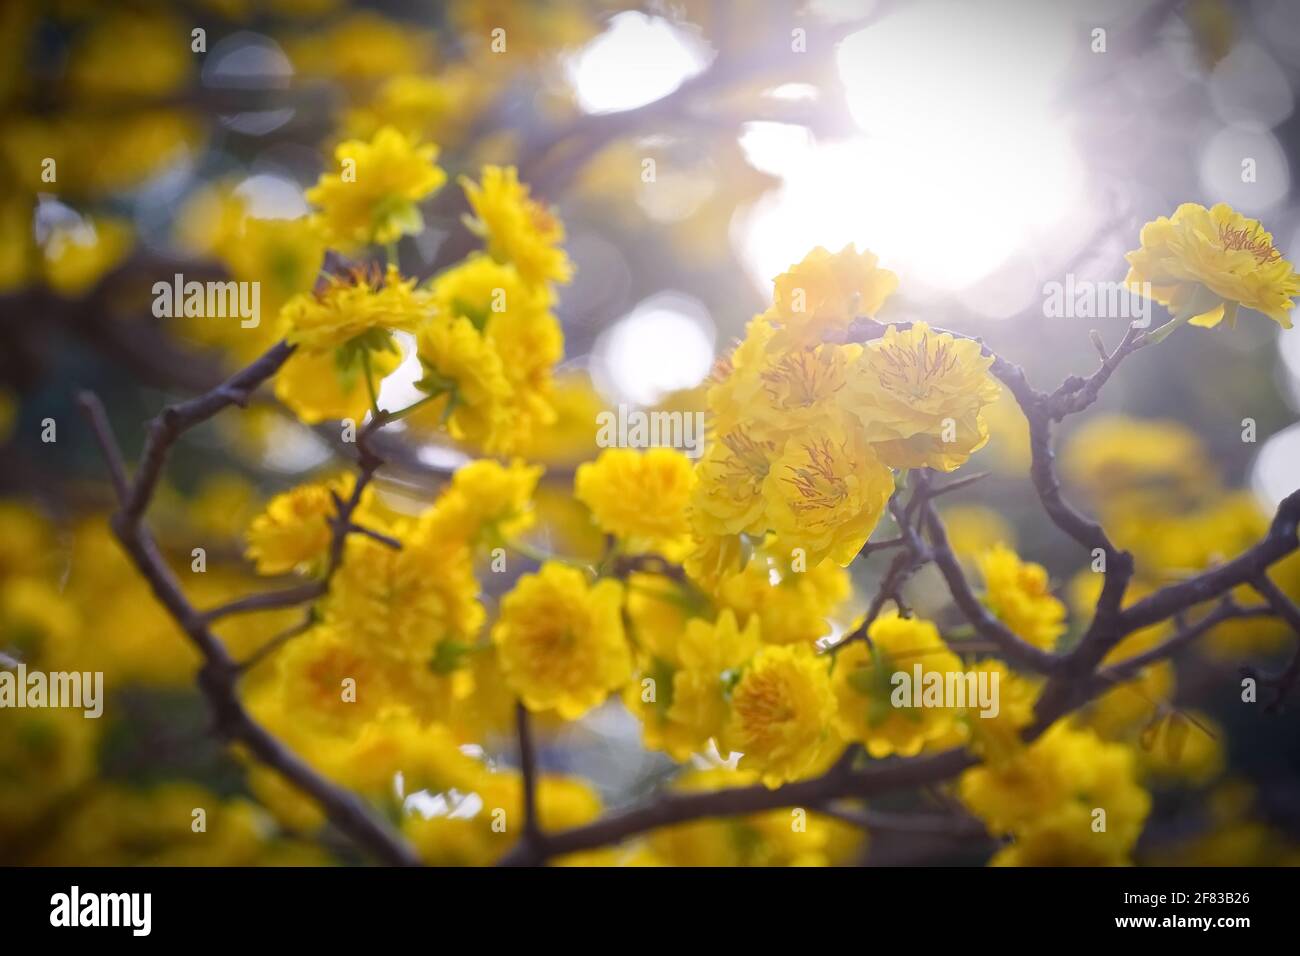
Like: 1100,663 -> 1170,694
591,292 -> 715,406
737,0 -> 1084,298
567,12 -> 712,114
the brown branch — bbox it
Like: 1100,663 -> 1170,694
498,745 -> 978,866
1246,573 -> 1300,711
1046,323 -> 1148,419
200,581 -> 327,624
76,348 -> 421,868
832,480 -> 932,648
239,614 -> 317,675
1116,489 -> 1300,634
1095,600 -> 1272,688
1031,600 -> 1274,733
814,803 -> 988,839
921,502 -> 1060,673
513,702 -> 544,861
123,341 -> 297,523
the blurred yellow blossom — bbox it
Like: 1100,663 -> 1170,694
978,544 -> 1067,651
575,448 -> 696,552
725,643 -> 840,787
307,127 -> 446,247
493,562 -> 630,719
461,165 -> 573,287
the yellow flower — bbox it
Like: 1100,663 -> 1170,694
285,11 -> 431,86
174,210 -> 325,366
307,126 -> 446,247
0,709 -> 98,842
760,420 -> 894,568
989,802 -> 1134,867
725,644 -> 840,787
980,386 -> 1032,475
430,252 -> 551,325
222,215 -> 326,319
270,625 -> 399,732
751,343 -> 859,443
961,659 -> 1039,765
770,244 -> 898,347
1124,202 -> 1299,338
411,314 -> 512,449
337,712 -> 488,800
684,530 -> 748,591
667,609 -> 762,750
575,448 -> 696,550
715,548 -> 851,646
625,653 -> 708,762
831,612 -> 964,758
977,544 -> 1067,651
275,342 -> 402,425
461,165 -> 572,287
623,571 -> 701,665
404,769 -> 602,866
433,254 -> 564,443
705,314 -> 777,438
509,369 -> 607,466
938,504 -> 1017,560
31,783 -> 308,867
244,474 -> 361,576
429,458 -> 543,548
4,111 -> 200,196
42,215 -> 133,297
340,71 -> 482,147
1061,414 -> 1207,501
624,605 -> 757,761
691,428 -> 778,538
280,264 -> 429,354
841,321 -> 1001,472
65,14 -> 191,100
972,726 -> 1151,866
492,562 -> 631,719
323,522 -> 484,672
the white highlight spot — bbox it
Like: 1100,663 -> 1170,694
592,292 -> 715,406
566,12 -> 712,114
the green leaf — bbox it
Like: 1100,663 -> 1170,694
430,640 -> 471,675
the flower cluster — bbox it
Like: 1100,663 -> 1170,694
10,0 -> 1300,872
250,126 -> 572,455
694,245 -> 1001,569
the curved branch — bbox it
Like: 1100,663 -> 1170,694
921,502 -> 1060,673
76,347 -> 422,868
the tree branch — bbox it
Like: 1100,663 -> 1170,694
76,347 -> 422,867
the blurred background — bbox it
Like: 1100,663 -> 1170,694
1,0 -> 1298,865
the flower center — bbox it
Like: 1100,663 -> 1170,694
782,439 -> 848,515
1219,223 -> 1281,264
721,429 -> 772,483
762,350 -> 839,407
875,332 -> 959,399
